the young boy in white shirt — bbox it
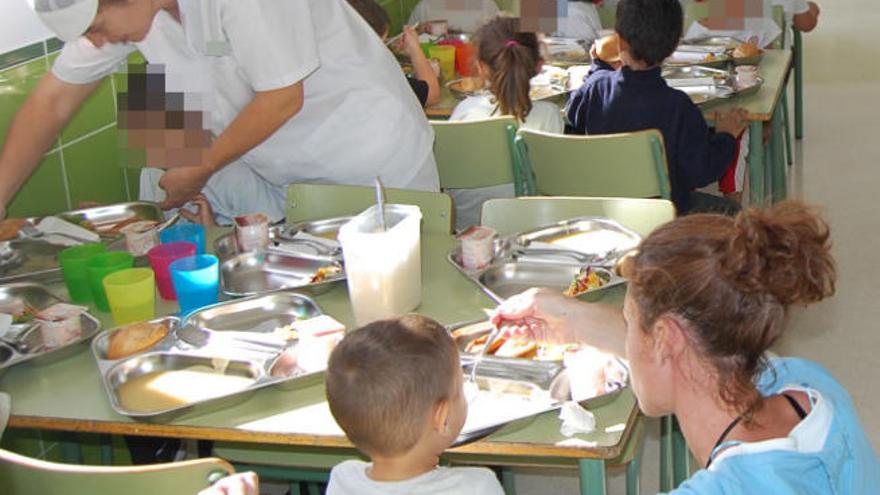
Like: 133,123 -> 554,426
325,315 -> 504,495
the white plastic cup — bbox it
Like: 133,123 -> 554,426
338,204 -> 422,326
735,65 -> 758,86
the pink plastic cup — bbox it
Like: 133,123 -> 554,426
147,241 -> 197,300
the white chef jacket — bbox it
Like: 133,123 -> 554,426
683,0 -> 782,48
53,0 -> 439,223
555,1 -> 603,46
407,0 -> 500,33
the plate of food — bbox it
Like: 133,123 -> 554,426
446,77 -> 487,99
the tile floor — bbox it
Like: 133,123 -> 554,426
512,1 -> 880,493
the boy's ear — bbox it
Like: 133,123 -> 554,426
617,36 -> 630,55
431,399 -> 451,433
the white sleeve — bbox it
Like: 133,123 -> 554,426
52,38 -> 136,85
772,0 -> 810,15
218,0 -> 319,92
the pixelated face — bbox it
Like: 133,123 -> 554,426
697,0 -> 768,31
85,0 -> 156,47
118,63 -> 211,170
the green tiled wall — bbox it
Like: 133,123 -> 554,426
0,39 -> 131,219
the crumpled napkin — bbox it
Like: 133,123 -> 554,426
36,217 -> 100,246
559,401 -> 596,437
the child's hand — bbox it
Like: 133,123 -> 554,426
715,107 -> 749,137
179,194 -> 218,227
401,25 -> 423,58
198,472 -> 259,495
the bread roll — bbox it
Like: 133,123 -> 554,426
595,34 -> 621,63
0,219 -> 27,241
107,321 -> 169,360
734,42 -> 762,58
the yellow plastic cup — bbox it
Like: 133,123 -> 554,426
103,268 -> 156,325
428,45 -> 456,81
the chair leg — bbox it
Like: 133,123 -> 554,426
578,458 -> 607,495
100,434 -> 114,465
501,467 -> 517,495
659,416 -> 674,492
59,433 -> 83,464
771,105 -> 787,203
289,482 -> 302,495
782,88 -> 793,166
306,482 -> 322,495
748,122 -> 766,205
794,30 -> 805,139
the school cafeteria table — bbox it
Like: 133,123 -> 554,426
426,49 -> 793,206
0,231 -> 641,495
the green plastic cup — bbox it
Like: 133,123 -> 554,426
86,251 -> 135,312
103,268 -> 156,325
58,243 -> 107,303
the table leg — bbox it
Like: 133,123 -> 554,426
794,29 -> 805,139
748,121 -> 766,205
771,104 -> 787,202
501,467 -> 517,495
100,434 -> 113,465
578,458 -> 607,495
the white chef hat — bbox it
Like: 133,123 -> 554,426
30,0 -> 99,43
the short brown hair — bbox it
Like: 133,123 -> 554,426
346,0 -> 390,38
326,314 -> 459,457
622,201 -> 835,420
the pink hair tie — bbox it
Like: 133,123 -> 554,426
505,40 -> 519,48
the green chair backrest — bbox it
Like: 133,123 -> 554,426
518,129 -> 671,200
481,196 -> 676,238
0,449 -> 234,495
286,183 -> 453,235
430,117 -> 523,191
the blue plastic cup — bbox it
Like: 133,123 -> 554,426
169,254 -> 219,315
160,224 -> 206,254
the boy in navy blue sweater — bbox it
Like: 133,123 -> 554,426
566,0 -> 747,214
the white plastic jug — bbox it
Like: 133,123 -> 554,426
337,204 -> 422,325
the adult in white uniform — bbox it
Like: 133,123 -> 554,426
0,0 -> 438,223
682,0 -> 781,48
555,0 -> 604,46
407,0 -> 499,33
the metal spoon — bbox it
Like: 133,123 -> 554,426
467,308 -> 503,385
374,177 -> 387,232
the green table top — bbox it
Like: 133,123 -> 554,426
0,231 -> 636,461
426,49 -> 792,123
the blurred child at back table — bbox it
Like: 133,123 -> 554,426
325,315 -> 504,495
347,0 -> 441,108
566,0 -> 747,215
408,0 -> 500,33
448,16 -> 565,230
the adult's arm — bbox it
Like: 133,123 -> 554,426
0,73 -> 101,217
158,82 -> 304,209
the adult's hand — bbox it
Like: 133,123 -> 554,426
158,165 -> 213,210
492,288 -> 628,356
198,472 -> 259,495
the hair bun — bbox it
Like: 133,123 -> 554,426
723,201 -> 835,305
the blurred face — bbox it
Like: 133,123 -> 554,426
623,291 -> 672,417
85,0 -> 156,47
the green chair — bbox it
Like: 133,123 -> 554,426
286,183 -> 454,235
0,448 -> 234,495
430,117 -> 531,196
480,196 -> 675,237
516,129 -> 672,200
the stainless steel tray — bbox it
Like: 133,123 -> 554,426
219,251 -> 344,298
669,37 -> 764,68
448,217 -> 638,303
0,240 -> 68,284
54,201 -> 166,240
276,216 -> 352,243
0,282 -> 101,370
92,293 -> 335,422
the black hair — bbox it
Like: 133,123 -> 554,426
346,0 -> 391,38
615,0 -> 683,66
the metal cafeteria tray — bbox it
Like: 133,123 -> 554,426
92,293 -> 333,422
0,282 -> 101,370
220,251 -> 345,298
0,240 -> 68,284
54,201 -> 167,240
512,217 -> 642,262
215,217 -> 348,262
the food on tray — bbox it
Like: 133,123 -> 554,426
0,297 -> 37,324
107,321 -> 170,360
0,219 -> 27,241
120,220 -> 160,256
494,337 -> 538,358
116,366 -> 256,413
309,264 -> 343,284
36,303 -> 87,349
733,42 -> 762,59
464,333 -> 506,355
270,315 -> 345,377
564,266 -> 611,297
447,77 -> 485,98
462,330 -> 579,361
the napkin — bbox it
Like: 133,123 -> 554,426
36,217 -> 100,246
559,401 -> 596,437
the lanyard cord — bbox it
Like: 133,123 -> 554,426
705,412 -> 746,468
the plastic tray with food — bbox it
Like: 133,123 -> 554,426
91,292 -> 344,422
0,282 -> 101,371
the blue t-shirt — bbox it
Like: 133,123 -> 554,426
668,357 -> 880,494
565,62 -> 737,213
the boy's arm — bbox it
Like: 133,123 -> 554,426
675,102 -> 741,189
565,85 -> 590,134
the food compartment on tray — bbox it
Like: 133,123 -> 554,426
91,316 -> 180,361
104,352 -> 264,417
56,201 -> 166,239
479,262 -> 620,301
0,240 -> 67,284
219,251 -> 344,297
182,291 -> 323,333
0,282 -> 101,370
